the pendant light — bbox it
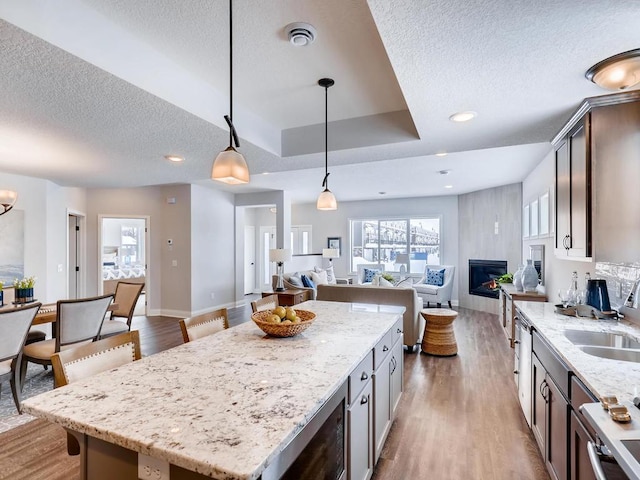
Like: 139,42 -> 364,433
211,0 -> 249,184
317,78 -> 337,211
0,190 -> 17,215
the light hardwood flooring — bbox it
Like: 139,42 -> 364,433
0,306 -> 548,480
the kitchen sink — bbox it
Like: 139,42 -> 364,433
564,329 -> 640,349
578,345 -> 640,363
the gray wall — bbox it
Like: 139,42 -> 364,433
459,183 -> 522,314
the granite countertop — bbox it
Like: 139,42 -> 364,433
517,301 -> 640,401
22,300 -> 404,480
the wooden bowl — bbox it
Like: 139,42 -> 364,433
251,309 -> 316,337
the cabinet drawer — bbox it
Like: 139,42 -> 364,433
571,376 -> 598,438
391,318 -> 403,345
349,350 -> 373,405
374,330 -> 392,370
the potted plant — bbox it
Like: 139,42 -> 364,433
13,276 -> 36,304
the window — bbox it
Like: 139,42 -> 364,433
350,217 -> 441,274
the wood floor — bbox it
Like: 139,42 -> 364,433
0,306 -> 548,480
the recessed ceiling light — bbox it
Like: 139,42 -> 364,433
379,191 -> 386,195
262,172 -> 270,175
164,155 -> 184,163
435,152 -> 448,157
439,169 -> 451,175
449,111 -> 477,123
444,185 -> 453,189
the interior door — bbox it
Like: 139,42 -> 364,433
244,226 -> 256,295
68,214 -> 79,299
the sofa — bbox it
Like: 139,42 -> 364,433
413,265 -> 455,308
316,283 -> 423,352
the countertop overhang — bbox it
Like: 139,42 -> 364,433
22,300 -> 404,480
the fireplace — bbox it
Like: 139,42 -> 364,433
469,259 -> 507,299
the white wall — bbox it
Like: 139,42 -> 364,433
190,184 -> 236,313
0,172 -> 85,304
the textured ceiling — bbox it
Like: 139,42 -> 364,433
0,1 -> 638,202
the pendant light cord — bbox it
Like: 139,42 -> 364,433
224,0 -> 240,148
322,83 -> 329,188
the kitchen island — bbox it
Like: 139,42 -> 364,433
22,300 -> 404,480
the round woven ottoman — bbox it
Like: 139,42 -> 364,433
420,308 -> 458,356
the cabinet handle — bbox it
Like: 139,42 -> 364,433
539,379 -> 546,397
514,370 -> 519,374
383,345 -> 389,352
397,328 -> 403,334
514,340 -> 520,345
360,372 -> 368,381
360,395 -> 368,405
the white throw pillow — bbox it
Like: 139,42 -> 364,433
310,270 -> 328,285
378,277 -> 394,287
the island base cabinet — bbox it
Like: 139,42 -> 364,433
570,411 -> 596,480
390,337 -> 403,416
348,381 -> 373,480
373,358 -> 391,463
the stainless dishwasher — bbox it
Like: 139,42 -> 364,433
515,309 -> 533,426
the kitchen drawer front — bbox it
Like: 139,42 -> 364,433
374,330 -> 393,370
533,331 -> 571,399
349,350 -> 373,405
391,318 -> 403,345
570,375 -> 598,438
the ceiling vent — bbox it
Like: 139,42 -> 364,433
285,22 -> 317,47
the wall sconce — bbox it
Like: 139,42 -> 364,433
269,248 -> 291,292
586,49 -> 640,90
0,190 -> 18,215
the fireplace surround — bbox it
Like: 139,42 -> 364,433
468,259 -> 507,299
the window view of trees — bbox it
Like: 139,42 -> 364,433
350,218 -> 440,274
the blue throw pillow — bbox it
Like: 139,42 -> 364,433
363,268 -> 380,283
426,268 -> 445,287
301,274 -> 316,289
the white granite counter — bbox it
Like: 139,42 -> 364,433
517,301 -> 640,401
22,300 -> 404,480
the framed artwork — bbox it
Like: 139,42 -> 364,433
539,190 -> 550,237
0,209 -> 25,284
523,204 -> 530,239
327,237 -> 341,255
530,199 -> 539,238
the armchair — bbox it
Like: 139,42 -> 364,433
413,265 -> 455,308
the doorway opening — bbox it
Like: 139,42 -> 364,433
98,216 -> 149,316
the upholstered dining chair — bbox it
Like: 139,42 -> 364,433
99,281 -> 145,339
179,308 -> 229,343
20,294 -> 113,388
251,295 -> 279,313
0,302 -> 41,413
50,330 -> 141,455
51,330 -> 141,388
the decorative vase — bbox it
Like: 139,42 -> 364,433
15,287 -> 34,304
521,259 -> 539,292
513,265 -> 524,292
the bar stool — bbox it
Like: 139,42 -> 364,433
421,308 -> 458,356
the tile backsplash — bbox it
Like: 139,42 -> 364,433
595,262 -> 640,309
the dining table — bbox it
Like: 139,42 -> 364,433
0,301 -> 119,325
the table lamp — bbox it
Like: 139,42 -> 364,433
322,248 -> 339,264
269,248 -> 292,292
395,253 -> 409,277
